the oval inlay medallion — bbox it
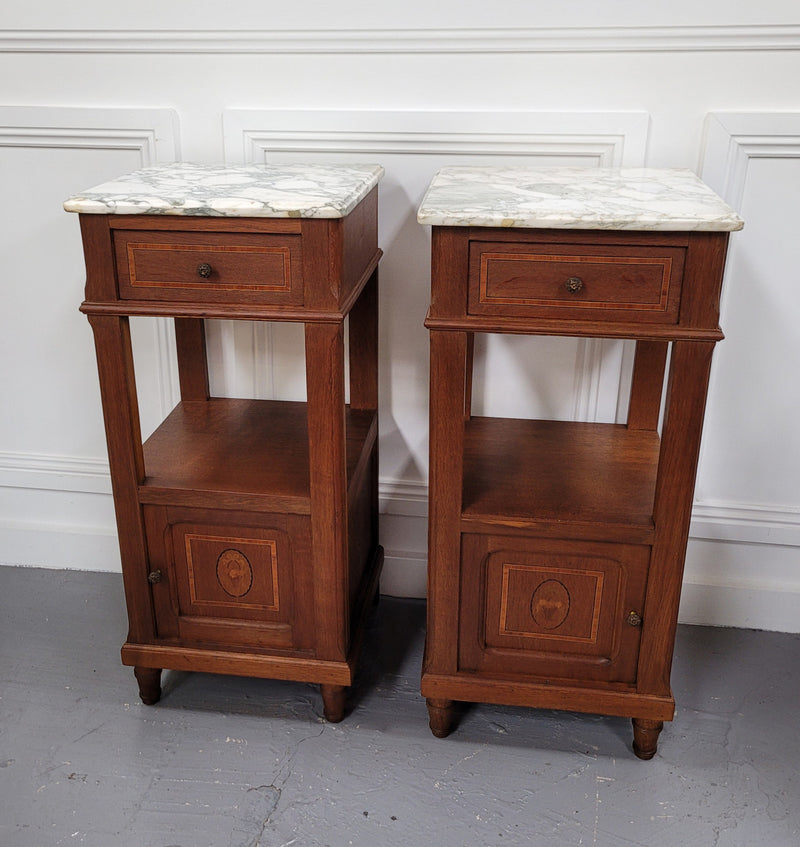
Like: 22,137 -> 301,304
216,549 -> 254,598
530,579 -> 570,630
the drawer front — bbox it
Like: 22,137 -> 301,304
144,506 -> 314,651
468,241 -> 685,323
459,535 -> 649,684
114,230 -> 303,305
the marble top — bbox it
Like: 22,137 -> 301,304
417,167 -> 743,231
63,162 -> 384,218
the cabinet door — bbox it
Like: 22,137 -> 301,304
459,535 -> 649,685
144,506 -> 314,653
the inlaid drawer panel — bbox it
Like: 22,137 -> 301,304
468,241 -> 685,323
144,506 -> 314,651
459,535 -> 650,684
114,230 -> 303,304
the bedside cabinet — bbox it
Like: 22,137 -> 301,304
417,167 -> 742,757
66,163 -> 384,721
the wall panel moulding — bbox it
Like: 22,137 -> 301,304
217,107 -> 652,600
2,25 -> 800,54
0,106 -> 180,572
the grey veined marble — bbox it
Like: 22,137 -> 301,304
417,166 -> 744,231
64,162 -> 384,218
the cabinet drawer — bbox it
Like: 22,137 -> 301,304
114,230 -> 303,305
144,506 -> 314,651
459,535 -> 649,684
468,241 -> 685,323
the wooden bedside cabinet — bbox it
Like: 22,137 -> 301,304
418,167 -> 742,758
66,163 -> 384,721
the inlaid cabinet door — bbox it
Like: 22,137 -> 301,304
144,506 -> 314,652
459,535 -> 649,684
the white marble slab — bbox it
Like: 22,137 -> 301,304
64,162 -> 384,218
417,166 -> 743,231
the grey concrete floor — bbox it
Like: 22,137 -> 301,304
0,566 -> 798,847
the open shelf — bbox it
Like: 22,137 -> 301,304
140,398 -> 376,513
461,417 -> 660,543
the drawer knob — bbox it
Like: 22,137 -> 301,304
627,610 -> 643,628
565,276 -> 584,294
147,569 -> 163,584
197,262 -> 213,279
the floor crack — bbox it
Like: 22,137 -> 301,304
250,723 -> 327,846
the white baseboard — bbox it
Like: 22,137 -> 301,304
679,580 -> 800,633
380,549 -> 427,600
0,521 -> 120,573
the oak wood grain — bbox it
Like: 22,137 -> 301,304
88,315 -> 153,644
139,399 -> 375,514
422,219 -> 731,757
627,340 -> 669,431
174,318 -> 210,401
80,196 -> 381,712
462,418 -> 659,536
468,241 -> 685,324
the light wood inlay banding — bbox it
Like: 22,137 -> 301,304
185,533 -> 280,612
479,253 -> 673,311
498,563 -> 605,644
127,242 -> 293,291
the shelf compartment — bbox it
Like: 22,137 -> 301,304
140,398 -> 376,513
461,417 -> 659,543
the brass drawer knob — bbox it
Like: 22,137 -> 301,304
197,262 -> 213,279
565,276 -> 584,294
627,610 -> 643,628
147,569 -> 163,584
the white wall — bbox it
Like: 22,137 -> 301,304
1,2 -> 799,631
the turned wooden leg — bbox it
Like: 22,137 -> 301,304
134,667 -> 162,705
320,684 -> 347,722
632,718 -> 664,760
427,698 -> 455,738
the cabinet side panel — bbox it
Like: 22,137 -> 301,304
80,214 -> 118,302
428,228 -> 470,320
301,219 -> 338,311
679,232 -> 729,330
341,187 -> 379,309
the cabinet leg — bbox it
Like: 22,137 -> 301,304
427,698 -> 455,738
133,667 -> 162,705
320,684 -> 347,723
632,718 -> 664,760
